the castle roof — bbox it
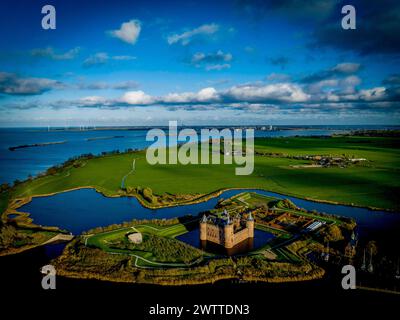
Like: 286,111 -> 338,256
247,212 -> 254,221
201,214 -> 208,223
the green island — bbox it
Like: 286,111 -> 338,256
0,135 -> 399,284
51,192 -> 352,285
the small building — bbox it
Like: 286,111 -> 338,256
128,232 -> 143,244
305,220 -> 325,232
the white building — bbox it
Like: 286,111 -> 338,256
128,232 -> 143,244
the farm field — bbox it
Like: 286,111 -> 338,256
6,136 -> 400,211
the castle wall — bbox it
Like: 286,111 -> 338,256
200,218 -> 255,249
233,228 -> 251,246
204,224 -> 223,245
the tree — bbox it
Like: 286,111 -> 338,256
0,225 -> 18,248
13,179 -> 21,187
366,240 -> 378,256
0,183 -> 10,193
322,225 -> 344,242
46,167 -> 58,175
142,187 -> 155,203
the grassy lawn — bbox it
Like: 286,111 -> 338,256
274,207 -> 339,224
274,247 -> 301,263
87,222 -> 192,248
232,192 -> 278,208
86,227 -> 132,250
8,136 -> 400,210
255,223 -> 288,234
85,222 -> 203,266
135,223 -> 190,238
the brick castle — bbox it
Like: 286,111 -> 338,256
199,210 -> 254,249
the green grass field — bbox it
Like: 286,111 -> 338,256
7,136 -> 400,210
87,223 -> 191,248
134,223 -> 190,237
86,223 -> 203,266
232,192 -> 277,208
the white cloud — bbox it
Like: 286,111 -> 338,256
109,20 -> 141,45
266,73 -> 291,82
83,53 -> 136,67
77,80 -> 139,90
325,93 -> 340,102
197,87 -> 219,101
301,62 -> 362,84
119,83 -> 309,106
83,52 -> 109,67
224,83 -> 310,103
167,23 -> 219,45
121,91 -> 154,105
8,67 -> 396,117
191,50 -> 232,71
31,47 -> 81,60
339,75 -> 361,94
163,87 -> 219,103
112,81 -> 139,90
0,72 -> 62,95
331,63 -> 361,74
307,79 -> 339,94
205,64 -> 231,71
79,96 -> 107,106
358,87 -> 386,101
342,75 -> 361,86
191,50 -> 232,64
112,55 -> 136,61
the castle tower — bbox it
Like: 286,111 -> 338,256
224,220 -> 234,248
200,214 -> 208,241
246,212 -> 254,238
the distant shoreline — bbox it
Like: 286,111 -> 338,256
8,140 -> 67,151
86,135 -> 125,141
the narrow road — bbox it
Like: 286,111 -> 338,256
120,158 -> 136,189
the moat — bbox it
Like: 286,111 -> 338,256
177,228 -> 275,255
18,187 -> 400,246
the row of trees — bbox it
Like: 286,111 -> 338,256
82,217 -> 184,235
0,224 -> 18,248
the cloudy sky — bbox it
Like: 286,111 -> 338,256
0,0 -> 399,126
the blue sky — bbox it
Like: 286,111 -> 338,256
0,0 -> 399,126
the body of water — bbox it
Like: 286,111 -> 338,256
176,228 -> 275,255
19,188 -> 400,250
0,128 -> 151,183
